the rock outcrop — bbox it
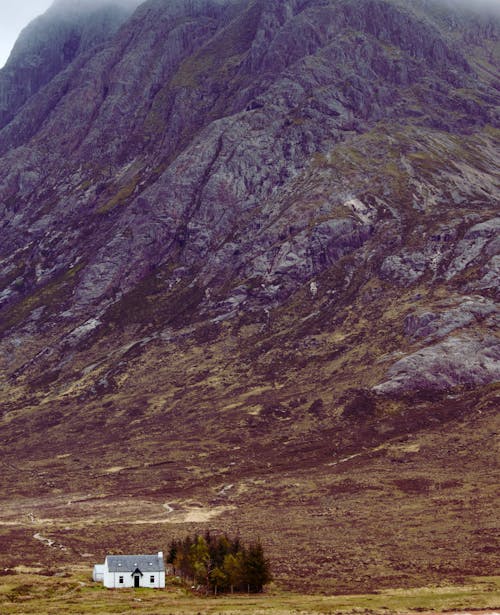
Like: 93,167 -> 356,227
0,0 -> 498,407
374,334 -> 500,394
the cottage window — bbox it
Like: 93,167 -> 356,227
150,575 -> 155,583
119,576 -> 124,584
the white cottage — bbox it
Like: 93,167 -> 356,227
93,552 -> 165,588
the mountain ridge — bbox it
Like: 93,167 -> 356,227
0,0 -> 144,130
0,0 -> 498,592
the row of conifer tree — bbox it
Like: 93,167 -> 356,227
166,532 -> 271,594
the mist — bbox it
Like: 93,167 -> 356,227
0,0 -> 145,69
430,0 -> 500,14
0,1 -> 52,68
1,0 -> 498,69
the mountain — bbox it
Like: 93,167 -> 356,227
0,0 -> 142,129
0,0 -> 498,592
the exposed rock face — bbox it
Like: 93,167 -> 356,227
374,335 -> 500,394
374,289 -> 500,394
403,297 -> 498,342
446,217 -> 500,281
1,1 -> 499,595
381,252 -> 428,285
0,0 -> 498,407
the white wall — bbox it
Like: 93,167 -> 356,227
92,565 -> 105,582
102,569 -> 165,589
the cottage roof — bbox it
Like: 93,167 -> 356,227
105,554 -> 164,573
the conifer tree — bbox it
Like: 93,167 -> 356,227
166,532 -> 271,594
223,551 -> 244,593
242,541 -> 272,593
190,535 -> 210,587
209,566 -> 227,595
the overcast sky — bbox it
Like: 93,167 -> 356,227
0,0 -> 53,68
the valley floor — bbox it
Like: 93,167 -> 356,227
0,404 -> 498,596
0,570 -> 499,615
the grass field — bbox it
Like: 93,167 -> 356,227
1,571 -> 499,615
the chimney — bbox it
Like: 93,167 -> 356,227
158,551 -> 163,559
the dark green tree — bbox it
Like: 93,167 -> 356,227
190,535 -> 210,587
209,566 -> 228,595
242,541 -> 272,593
223,551 -> 244,593
166,532 -> 271,594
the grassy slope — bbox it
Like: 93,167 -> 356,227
0,2 -> 499,594
0,124 -> 499,593
0,395 -> 498,593
0,571 -> 499,615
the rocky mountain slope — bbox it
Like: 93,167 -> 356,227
0,0 -> 498,591
0,0 -> 142,129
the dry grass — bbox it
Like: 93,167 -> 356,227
0,401 -> 498,596
0,570 -> 499,615
0,124 -> 498,600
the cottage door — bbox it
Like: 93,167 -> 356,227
134,575 -> 140,588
